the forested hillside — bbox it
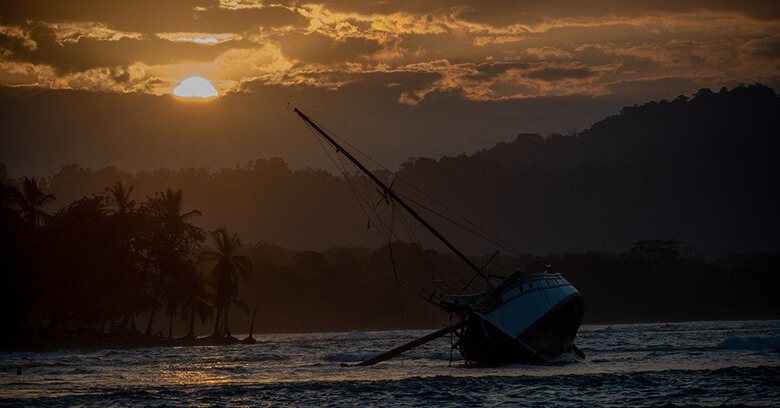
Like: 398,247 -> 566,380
2,84 -> 778,342
8,83 -> 777,257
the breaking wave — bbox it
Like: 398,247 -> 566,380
717,336 -> 780,351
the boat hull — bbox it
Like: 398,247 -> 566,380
459,291 -> 585,365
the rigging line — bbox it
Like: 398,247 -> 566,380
387,203 -> 407,330
393,206 -> 441,279
390,175 -> 522,255
308,117 -> 392,175
330,151 -> 436,289
345,171 -> 395,243
304,121 -> 393,244
302,125 -> 427,300
382,206 -> 437,280
396,191 -> 521,256
311,116 -> 522,256
306,122 -> 429,297
328,146 -> 440,281
395,193 -> 501,256
354,180 -> 465,278
304,117 -> 488,287
381,200 -> 442,282
339,159 -> 398,243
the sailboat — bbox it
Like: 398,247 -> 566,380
293,107 -> 585,366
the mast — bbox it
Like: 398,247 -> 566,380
294,107 -> 493,285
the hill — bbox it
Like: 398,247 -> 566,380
7,84 -> 778,259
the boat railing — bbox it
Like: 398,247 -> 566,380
420,279 -> 483,308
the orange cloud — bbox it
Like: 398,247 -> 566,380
0,0 -> 777,104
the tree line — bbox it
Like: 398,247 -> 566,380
12,84 -> 779,259
1,178 -> 777,344
234,239 -> 779,334
1,83 -> 778,343
0,178 -> 252,346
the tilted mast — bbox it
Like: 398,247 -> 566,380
293,107 -> 493,286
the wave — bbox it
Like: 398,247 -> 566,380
4,366 -> 778,408
717,336 -> 780,351
345,330 -> 370,340
322,352 -> 377,363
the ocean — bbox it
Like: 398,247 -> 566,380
1,320 -> 778,407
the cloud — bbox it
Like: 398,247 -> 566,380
275,32 -> 382,65
525,67 -> 597,81
0,23 -> 246,74
0,0 -> 777,106
193,5 -> 308,32
524,46 -> 572,60
156,32 -> 242,44
46,22 -> 143,44
745,35 -> 780,60
449,0 -> 780,28
0,1 -> 308,34
0,0 -> 213,32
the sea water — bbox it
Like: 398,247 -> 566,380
1,320 -> 778,407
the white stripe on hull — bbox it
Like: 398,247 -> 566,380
475,283 -> 580,340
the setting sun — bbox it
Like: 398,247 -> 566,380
173,76 -> 218,99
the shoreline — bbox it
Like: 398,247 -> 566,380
4,318 -> 778,353
1,333 -> 257,353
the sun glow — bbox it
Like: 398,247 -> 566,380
173,76 -> 218,99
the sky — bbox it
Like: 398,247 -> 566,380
1,0 -> 779,177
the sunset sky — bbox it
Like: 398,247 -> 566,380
1,0 -> 779,177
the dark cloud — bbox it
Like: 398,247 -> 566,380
453,0 -> 780,27
286,0 -> 455,16
276,32 -> 382,65
192,6 -> 308,32
1,0 -> 776,40
525,67 -> 597,81
0,0 -> 307,33
0,0 -> 213,32
461,61 -> 529,81
476,61 -> 529,76
0,23 -> 244,73
747,35 -> 780,60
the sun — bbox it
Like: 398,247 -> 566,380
173,76 -> 218,99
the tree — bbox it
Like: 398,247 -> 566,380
0,180 -> 29,344
104,182 -> 136,215
11,177 -> 55,228
3,177 -> 55,341
47,196 -> 119,331
200,227 -> 252,339
140,188 -> 205,335
102,182 -> 148,333
177,266 -> 212,340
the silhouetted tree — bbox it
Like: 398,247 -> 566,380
0,180 -> 29,344
102,182 -> 147,333
2,178 -> 56,340
177,267 -> 212,340
140,188 -> 204,335
105,182 -> 136,215
11,177 -> 55,228
200,227 -> 252,339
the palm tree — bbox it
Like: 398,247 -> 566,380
12,177 -> 55,227
154,188 -> 201,223
105,182 -> 136,214
178,267 -> 212,340
6,177 -> 54,339
142,188 -> 204,336
103,181 -> 143,333
199,227 -> 252,339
